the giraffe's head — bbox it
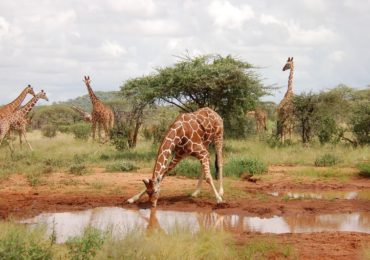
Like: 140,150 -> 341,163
83,76 -> 91,85
36,90 -> 49,102
26,84 -> 36,97
282,57 -> 294,71
142,178 -> 160,207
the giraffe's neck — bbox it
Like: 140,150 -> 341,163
152,131 -> 176,180
86,84 -> 99,105
1,88 -> 29,112
285,64 -> 294,97
19,96 -> 40,117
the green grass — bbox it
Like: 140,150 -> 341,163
287,167 -> 351,181
105,161 -> 137,172
357,162 -> 370,177
0,221 -> 295,260
0,131 -> 369,181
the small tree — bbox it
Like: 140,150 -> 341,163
121,54 -> 269,137
351,102 -> 370,145
293,92 -> 318,143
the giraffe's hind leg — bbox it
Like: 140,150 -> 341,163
214,136 -> 224,197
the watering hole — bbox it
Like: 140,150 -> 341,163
267,190 -> 370,200
20,207 -> 370,243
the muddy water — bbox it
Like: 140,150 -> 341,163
267,190 -> 370,200
20,207 -> 370,243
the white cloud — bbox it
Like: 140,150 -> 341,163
328,51 -> 345,62
109,0 -> 157,17
101,41 -> 127,57
260,14 -> 281,25
208,0 -> 254,30
287,23 -> 336,45
131,19 -> 180,36
0,17 -> 10,38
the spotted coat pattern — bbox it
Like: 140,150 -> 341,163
83,76 -> 114,142
277,57 -> 295,143
0,85 -> 35,119
129,107 -> 224,207
0,90 -> 48,151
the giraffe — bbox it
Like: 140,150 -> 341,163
71,105 -> 92,123
0,90 -> 49,151
127,107 -> 224,208
277,57 -> 295,143
0,85 -> 36,118
246,108 -> 267,133
83,76 -> 114,142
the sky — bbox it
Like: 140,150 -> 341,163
0,0 -> 370,105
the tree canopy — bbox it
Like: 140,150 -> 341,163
121,54 -> 269,136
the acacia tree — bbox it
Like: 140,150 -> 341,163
121,54 -> 268,137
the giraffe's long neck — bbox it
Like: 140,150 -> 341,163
285,63 -> 294,97
152,131 -> 177,180
86,84 -> 99,105
19,96 -> 40,117
1,88 -> 29,112
73,106 -> 88,116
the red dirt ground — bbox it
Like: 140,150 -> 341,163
0,165 -> 369,259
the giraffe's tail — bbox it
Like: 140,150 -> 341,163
214,153 -> 219,180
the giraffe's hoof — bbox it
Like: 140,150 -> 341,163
191,191 -> 200,198
216,196 -> 223,204
127,198 -> 135,204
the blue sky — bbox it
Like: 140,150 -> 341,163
0,0 -> 369,105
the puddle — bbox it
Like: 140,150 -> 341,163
20,207 -> 370,243
267,190 -> 370,200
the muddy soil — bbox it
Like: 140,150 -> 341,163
0,165 -> 369,259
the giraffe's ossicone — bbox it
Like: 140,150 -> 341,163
128,107 -> 224,207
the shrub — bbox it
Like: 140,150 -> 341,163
105,162 -> 137,172
41,124 -> 57,138
0,222 -> 53,260
110,124 -> 128,151
316,116 -> 339,144
357,162 -> 370,177
71,123 -> 91,141
66,227 -> 104,260
224,157 -> 267,177
314,153 -> 340,167
69,164 -> 87,175
26,173 -> 43,186
58,125 -> 71,133
351,103 -> 370,145
173,157 -> 267,178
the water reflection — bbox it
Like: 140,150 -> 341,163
20,207 -> 370,243
267,190 -> 370,200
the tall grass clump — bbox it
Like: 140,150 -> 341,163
314,153 -> 340,167
105,161 -> 137,172
0,222 -> 53,259
96,228 -> 237,260
240,238 -> 295,259
357,162 -> 370,177
66,227 -> 104,260
70,123 -> 91,141
224,157 -> 267,177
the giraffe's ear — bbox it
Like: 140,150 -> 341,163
291,57 -> 294,61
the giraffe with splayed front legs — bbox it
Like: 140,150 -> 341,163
277,57 -> 295,143
0,90 -> 49,151
0,85 -> 36,119
83,76 -> 114,142
127,107 -> 224,207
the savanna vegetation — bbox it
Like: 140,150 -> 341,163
0,54 -> 369,259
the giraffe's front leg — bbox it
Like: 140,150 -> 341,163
196,149 -> 222,204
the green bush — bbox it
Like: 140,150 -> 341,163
0,223 -> 53,260
314,153 -> 340,167
316,117 -> 339,144
224,157 -> 267,177
58,125 -> 71,133
71,123 -> 91,141
110,124 -> 128,151
357,162 -> 370,177
106,162 -> 137,172
69,164 -> 87,175
173,157 -> 267,178
66,227 -> 104,260
41,124 -> 57,138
